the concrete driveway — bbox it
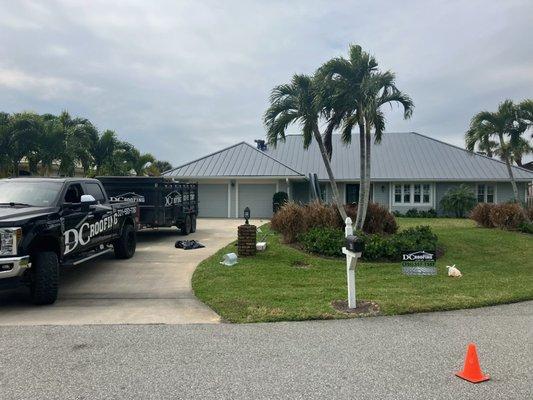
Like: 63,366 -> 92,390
0,218 -> 264,326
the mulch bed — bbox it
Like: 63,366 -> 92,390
331,299 -> 381,317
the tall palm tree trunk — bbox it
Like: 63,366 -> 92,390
360,124 -> 372,227
498,133 -> 520,201
355,118 -> 366,231
312,126 -> 348,221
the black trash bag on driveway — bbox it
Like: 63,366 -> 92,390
175,240 -> 205,250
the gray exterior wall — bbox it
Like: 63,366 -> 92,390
372,183 -> 389,209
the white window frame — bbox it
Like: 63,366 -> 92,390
476,184 -> 496,203
392,183 -> 433,206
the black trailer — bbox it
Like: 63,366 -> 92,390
97,176 -> 198,234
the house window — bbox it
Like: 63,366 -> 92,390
393,183 -> 432,205
477,184 -> 495,203
403,184 -> 411,203
413,184 -> 421,203
423,184 -> 431,203
394,185 -> 402,203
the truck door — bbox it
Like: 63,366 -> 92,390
60,182 -> 90,257
83,181 -> 116,243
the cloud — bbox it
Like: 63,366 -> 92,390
0,0 -> 531,164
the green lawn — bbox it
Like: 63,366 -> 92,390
192,218 -> 533,323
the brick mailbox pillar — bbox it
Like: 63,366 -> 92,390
238,224 -> 257,256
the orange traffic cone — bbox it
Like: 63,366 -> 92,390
455,343 -> 490,383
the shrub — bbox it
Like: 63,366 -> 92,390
299,227 -> 345,257
344,203 -> 398,234
440,184 -> 477,217
421,209 -> 438,218
489,203 -> 526,230
271,201 -> 307,243
518,221 -> 533,234
304,201 -> 340,230
405,208 -> 419,217
470,203 -> 495,228
272,191 -> 289,213
526,206 -> 533,221
298,225 -> 438,262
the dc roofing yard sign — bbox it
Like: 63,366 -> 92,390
401,251 -> 437,276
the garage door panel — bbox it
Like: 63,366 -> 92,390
238,184 -> 276,218
198,184 -> 228,217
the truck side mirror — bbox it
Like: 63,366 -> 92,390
81,194 -> 97,212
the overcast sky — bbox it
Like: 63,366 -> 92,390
1,0 -> 532,166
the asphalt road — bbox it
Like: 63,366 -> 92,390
1,301 -> 531,400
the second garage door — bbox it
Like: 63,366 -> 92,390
238,183 -> 276,218
198,184 -> 228,217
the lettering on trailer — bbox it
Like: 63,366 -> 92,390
110,192 -> 146,203
63,207 -> 137,255
165,191 -> 195,206
401,250 -> 436,276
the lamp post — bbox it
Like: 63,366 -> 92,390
243,207 -> 250,225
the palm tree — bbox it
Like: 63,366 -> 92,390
94,129 -> 119,175
0,112 -> 12,177
264,74 -> 348,221
466,100 -> 529,200
122,145 -> 156,176
317,45 -> 413,230
154,160 -> 173,174
7,112 -> 42,176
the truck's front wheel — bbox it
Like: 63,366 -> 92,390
30,251 -> 59,305
114,224 -> 137,259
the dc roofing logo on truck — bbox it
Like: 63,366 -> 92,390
110,192 -> 145,203
63,213 -> 119,255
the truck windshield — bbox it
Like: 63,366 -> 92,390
0,181 -> 63,207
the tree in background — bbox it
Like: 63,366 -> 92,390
466,99 -> 533,201
317,44 -> 413,230
440,185 -> 477,218
264,74 -> 348,221
0,110 -> 169,177
154,160 -> 173,174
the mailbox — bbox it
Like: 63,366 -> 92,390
345,235 -> 364,253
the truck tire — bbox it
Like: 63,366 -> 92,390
181,215 -> 192,235
30,251 -> 59,305
114,224 -> 136,259
191,214 -> 197,233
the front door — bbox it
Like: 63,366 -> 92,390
346,184 -> 359,204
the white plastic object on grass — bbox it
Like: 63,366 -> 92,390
446,264 -> 462,277
220,253 -> 238,266
256,242 -> 267,251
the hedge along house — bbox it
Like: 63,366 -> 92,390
164,132 -> 533,218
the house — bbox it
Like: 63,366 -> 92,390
163,132 -> 533,218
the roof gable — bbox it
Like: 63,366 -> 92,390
165,142 -> 303,178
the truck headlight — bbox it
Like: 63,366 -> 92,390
0,228 -> 22,256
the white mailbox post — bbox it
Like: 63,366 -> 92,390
341,217 -> 362,309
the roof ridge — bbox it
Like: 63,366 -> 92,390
242,142 -> 304,175
163,141 -> 247,174
409,131 -> 533,175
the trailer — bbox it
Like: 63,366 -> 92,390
97,176 -> 198,234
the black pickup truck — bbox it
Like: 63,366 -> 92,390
0,178 -> 139,305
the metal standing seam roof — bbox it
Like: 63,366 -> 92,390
164,141 -> 303,177
264,132 -> 533,182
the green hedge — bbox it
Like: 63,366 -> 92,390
299,225 -> 438,261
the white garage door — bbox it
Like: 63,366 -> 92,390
238,184 -> 276,218
198,184 -> 228,217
